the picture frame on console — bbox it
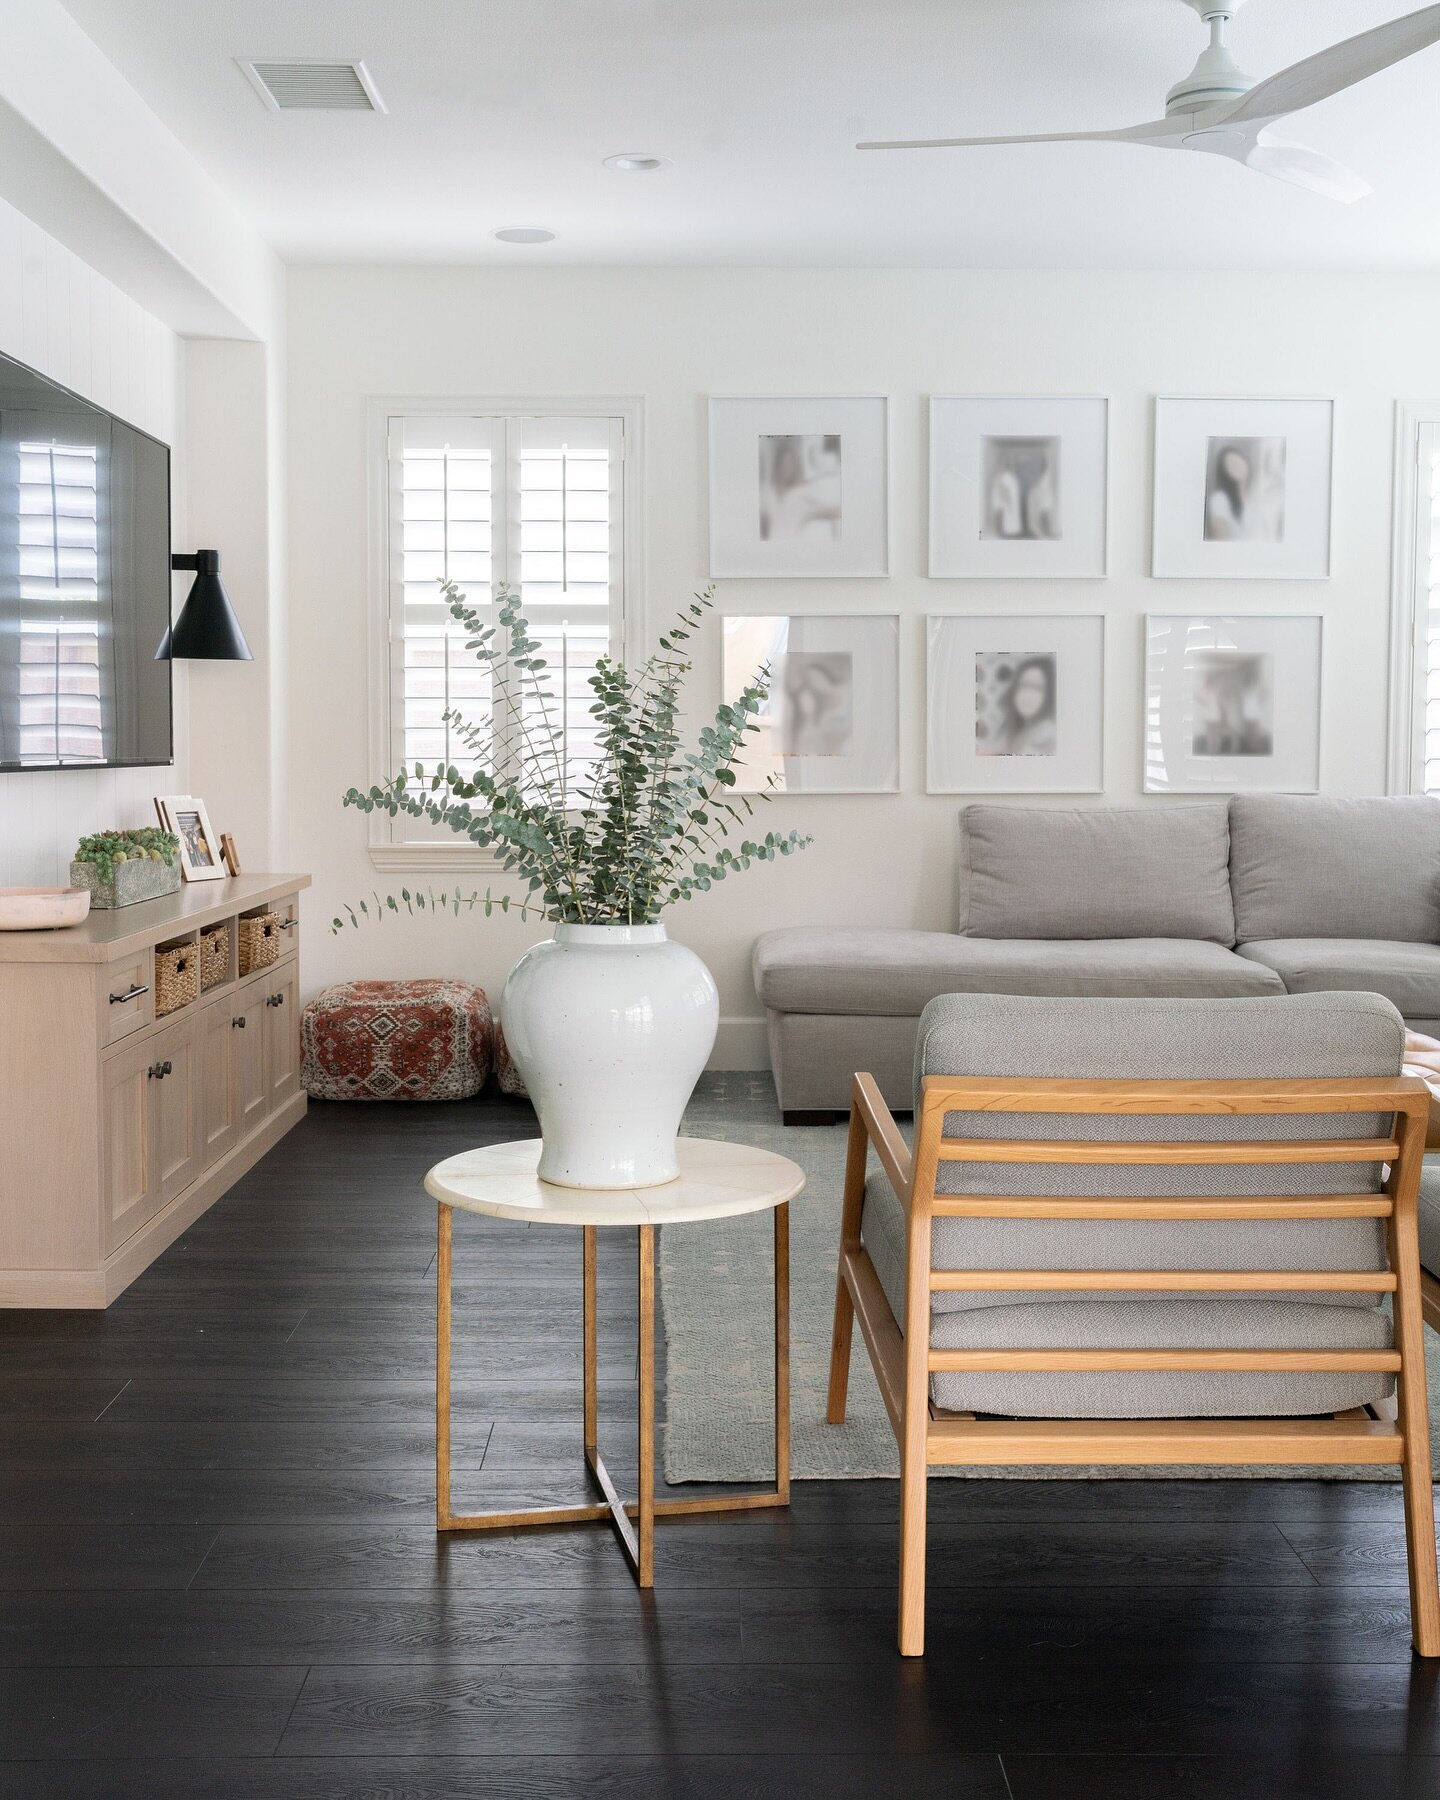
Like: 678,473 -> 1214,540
722,612 -> 900,794
1152,396 -> 1334,579
154,794 -> 226,882
1143,613 -> 1323,794
929,395 -> 1109,579
926,613 -> 1105,794
708,395 -> 889,578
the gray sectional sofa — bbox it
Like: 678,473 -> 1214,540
753,793 -> 1440,1122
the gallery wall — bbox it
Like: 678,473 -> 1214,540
286,264 -> 1440,1064
0,192 -> 186,889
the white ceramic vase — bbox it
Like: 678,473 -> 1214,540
500,922 -> 719,1189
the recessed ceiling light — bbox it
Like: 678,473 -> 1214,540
603,153 -> 669,173
494,228 -> 556,244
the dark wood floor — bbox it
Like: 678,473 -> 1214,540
2,1093 -> 1440,1797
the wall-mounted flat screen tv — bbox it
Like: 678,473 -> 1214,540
0,350 -> 172,771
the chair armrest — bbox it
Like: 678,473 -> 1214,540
852,1071 -> 912,1205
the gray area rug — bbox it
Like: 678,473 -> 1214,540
664,1073 -> 1440,1482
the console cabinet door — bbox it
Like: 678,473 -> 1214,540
201,995 -> 239,1170
262,963 -> 299,1112
152,1014 -> 202,1209
234,976 -> 269,1133
102,1038 -> 153,1255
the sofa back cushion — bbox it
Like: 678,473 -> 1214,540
958,803 -> 1234,944
913,990 -> 1402,1316
1229,794 -> 1440,944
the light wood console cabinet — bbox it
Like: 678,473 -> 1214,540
0,874 -> 310,1307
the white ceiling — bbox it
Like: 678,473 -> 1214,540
56,0 -> 1440,269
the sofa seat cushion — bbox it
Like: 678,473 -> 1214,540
861,1175 -> 1393,1419
752,929 -> 1283,1017
960,802 -> 1235,943
1236,939 -> 1440,1019
1229,794 -> 1440,942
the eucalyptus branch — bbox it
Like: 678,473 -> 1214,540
340,579 -> 812,929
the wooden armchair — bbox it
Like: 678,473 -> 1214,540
826,1002 -> 1440,1660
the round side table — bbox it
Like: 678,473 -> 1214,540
424,1136 -> 805,1587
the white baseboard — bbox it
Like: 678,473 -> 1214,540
709,1016 -> 769,1070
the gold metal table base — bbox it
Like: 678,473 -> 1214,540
435,1202 -> 790,1587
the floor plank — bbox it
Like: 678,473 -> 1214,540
0,1086 -> 1436,1789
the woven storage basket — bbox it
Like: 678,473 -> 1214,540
154,943 -> 197,1017
199,924 -> 229,992
238,911 -> 281,977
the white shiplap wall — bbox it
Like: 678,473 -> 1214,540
0,195 -> 185,887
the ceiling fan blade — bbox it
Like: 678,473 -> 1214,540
1223,2 -> 1440,125
856,118 -> 1180,152
1243,140 -> 1373,204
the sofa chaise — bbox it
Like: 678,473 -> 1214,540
754,793 -> 1440,1122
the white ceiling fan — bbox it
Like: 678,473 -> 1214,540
858,0 -> 1440,203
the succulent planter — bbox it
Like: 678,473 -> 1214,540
70,858 -> 180,910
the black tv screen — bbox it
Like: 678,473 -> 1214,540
0,350 -> 172,771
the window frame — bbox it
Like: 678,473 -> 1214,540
1387,400 -> 1440,796
364,394 -> 645,870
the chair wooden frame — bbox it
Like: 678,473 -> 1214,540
826,1067 -> 1440,1659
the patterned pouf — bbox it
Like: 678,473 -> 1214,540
302,979 -> 493,1101
494,1021 -> 530,1099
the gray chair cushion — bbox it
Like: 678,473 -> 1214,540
1229,794 -> 1440,943
752,929 -> 1279,1018
1421,1160 -> 1440,1280
959,803 -> 1234,944
867,990 -> 1405,1418
1236,938 -> 1440,1019
861,1174 -> 1393,1418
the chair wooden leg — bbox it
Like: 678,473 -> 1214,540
826,1097 -> 869,1425
1389,1113 -> 1440,1656
898,1154 -> 935,1658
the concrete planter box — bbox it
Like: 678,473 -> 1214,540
70,858 -> 181,910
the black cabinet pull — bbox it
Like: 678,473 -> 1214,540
267,992 -> 285,1008
109,983 -> 149,1005
232,1015 -> 247,1030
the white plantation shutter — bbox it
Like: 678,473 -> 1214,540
384,410 -> 625,846
16,439 -> 103,764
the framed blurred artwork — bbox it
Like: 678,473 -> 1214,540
926,614 -> 1104,794
708,396 -> 889,578
929,396 -> 1109,578
1144,614 -> 1323,793
1152,397 -> 1334,578
721,613 -> 899,793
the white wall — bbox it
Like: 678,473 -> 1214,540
287,265 -> 1440,1063
0,194 -> 185,889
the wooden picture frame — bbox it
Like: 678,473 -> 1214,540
154,794 -> 226,882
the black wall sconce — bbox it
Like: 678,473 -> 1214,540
156,550 -> 254,661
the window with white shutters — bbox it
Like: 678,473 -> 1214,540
380,408 -> 628,854
17,438 -> 102,764
1392,409 -> 1440,797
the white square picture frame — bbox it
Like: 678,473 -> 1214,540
155,793 -> 226,881
722,613 -> 899,794
708,396 -> 889,578
930,396 -> 1109,579
1152,396 -> 1334,579
1143,614 -> 1323,794
927,614 -> 1104,794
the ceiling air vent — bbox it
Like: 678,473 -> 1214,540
239,59 -> 386,113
